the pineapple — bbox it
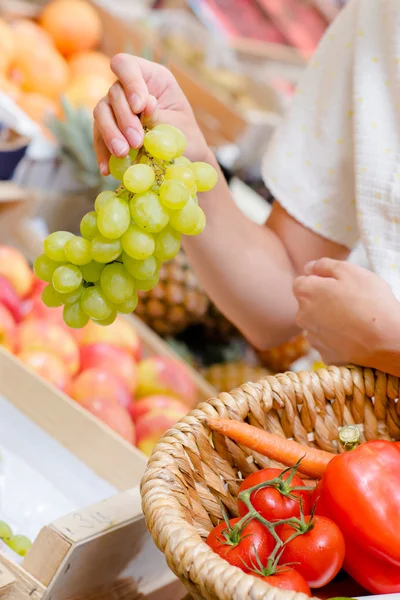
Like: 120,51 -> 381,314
49,98 -> 118,193
204,362 -> 272,393
256,333 -> 310,373
135,252 -> 209,336
202,303 -> 239,343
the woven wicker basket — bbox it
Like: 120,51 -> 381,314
141,366 -> 399,600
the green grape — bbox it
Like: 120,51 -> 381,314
0,521 -> 12,541
186,206 -> 206,236
97,196 -> 130,239
33,254 -> 60,283
43,231 -> 74,262
123,164 -> 155,193
93,311 -> 117,326
109,148 -> 138,180
190,161 -> 218,192
94,190 -> 116,212
168,196 -> 199,234
116,292 -> 138,313
63,302 -> 89,328
80,261 -> 105,283
65,236 -> 92,265
139,155 -> 150,165
165,165 -> 195,189
122,253 -> 157,280
52,264 -> 83,293
121,224 -> 155,260
64,283 -> 84,305
143,129 -> 178,161
100,263 -> 135,304
154,227 -> 181,261
174,156 -> 191,167
42,284 -> 66,308
91,235 -> 121,263
80,211 -> 99,240
154,124 -> 187,156
135,273 -> 160,292
159,180 -> 189,210
81,285 -> 114,320
129,191 -> 169,233
7,535 -> 32,557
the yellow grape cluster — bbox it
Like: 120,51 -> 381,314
34,124 -> 218,328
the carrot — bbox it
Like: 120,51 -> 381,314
207,418 -> 334,479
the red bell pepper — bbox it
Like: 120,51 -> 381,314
315,433 -> 400,594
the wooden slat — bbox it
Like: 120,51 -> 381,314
0,349 -> 147,490
0,555 -> 45,600
0,561 -> 15,597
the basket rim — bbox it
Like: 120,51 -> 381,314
141,365 -> 398,600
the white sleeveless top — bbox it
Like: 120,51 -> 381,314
263,0 -> 400,297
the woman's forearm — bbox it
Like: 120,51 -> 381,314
183,151 -> 300,349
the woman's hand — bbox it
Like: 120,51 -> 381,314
93,53 -> 209,174
293,258 -> 400,371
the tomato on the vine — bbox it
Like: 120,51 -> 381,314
254,567 -> 311,596
206,517 -> 273,573
238,467 -> 311,521
278,515 -> 345,588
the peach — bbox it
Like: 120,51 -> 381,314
0,276 -> 23,323
79,343 -> 137,393
18,351 -> 69,391
79,396 -> 135,444
68,368 -> 131,410
0,304 -> 17,352
136,410 -> 183,457
18,319 -> 80,375
77,316 -> 142,361
23,290 -> 66,329
135,395 -> 188,422
0,246 -> 33,298
136,357 -> 196,406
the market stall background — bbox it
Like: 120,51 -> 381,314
0,0 -> 373,598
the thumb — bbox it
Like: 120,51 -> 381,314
304,257 -> 343,279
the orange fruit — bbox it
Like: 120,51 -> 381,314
0,75 -> 21,102
40,0 -> 102,56
0,19 -> 15,73
65,74 -> 110,111
12,45 -> 69,99
11,19 -> 54,51
68,50 -> 114,84
18,92 -> 60,125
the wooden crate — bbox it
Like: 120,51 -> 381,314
0,348 -> 186,600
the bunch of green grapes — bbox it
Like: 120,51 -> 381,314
34,124 -> 218,329
0,520 -> 32,557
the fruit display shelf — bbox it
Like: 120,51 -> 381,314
0,348 -> 186,600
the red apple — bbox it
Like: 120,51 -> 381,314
135,395 -> 188,422
0,276 -> 23,323
136,409 -> 184,457
136,357 -> 196,407
23,292 -> 66,328
0,304 -> 17,352
18,351 -> 70,391
76,316 -> 142,361
18,319 -> 80,375
79,343 -> 137,393
0,245 -> 33,298
79,396 -> 135,444
68,368 -> 131,410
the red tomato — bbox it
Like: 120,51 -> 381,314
278,515 -> 345,588
255,568 -> 311,596
238,468 -> 311,521
206,517 -> 273,573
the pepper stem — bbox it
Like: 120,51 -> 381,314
339,425 -> 361,451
